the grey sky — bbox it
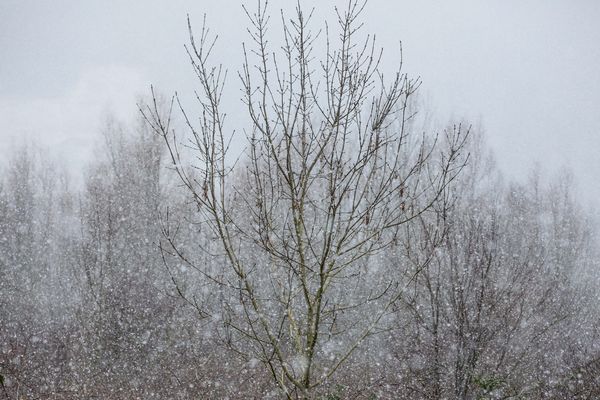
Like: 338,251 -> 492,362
1,0 -> 599,201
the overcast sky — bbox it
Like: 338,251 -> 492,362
1,0 -> 599,201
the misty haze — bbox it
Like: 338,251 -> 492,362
1,1 -> 599,399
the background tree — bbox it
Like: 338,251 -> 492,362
384,134 -> 600,400
0,146 -> 78,399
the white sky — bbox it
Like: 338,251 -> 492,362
1,0 -> 599,201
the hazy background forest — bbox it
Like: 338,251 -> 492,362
1,1 -> 600,399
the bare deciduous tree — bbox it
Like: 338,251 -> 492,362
387,137 -> 599,400
142,1 -> 468,397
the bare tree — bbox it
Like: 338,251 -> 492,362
142,1 -> 467,398
0,146 -> 77,399
386,136 -> 599,400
